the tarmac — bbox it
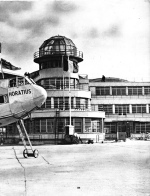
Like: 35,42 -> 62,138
0,140 -> 150,196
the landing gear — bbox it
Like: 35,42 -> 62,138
23,149 -> 39,158
17,119 -> 39,158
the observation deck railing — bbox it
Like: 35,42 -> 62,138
34,47 -> 83,60
39,104 -> 92,111
39,84 -> 89,91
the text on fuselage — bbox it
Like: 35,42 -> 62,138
9,89 -> 32,96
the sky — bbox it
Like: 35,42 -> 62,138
0,0 -> 150,81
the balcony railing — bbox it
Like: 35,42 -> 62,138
39,104 -> 92,111
39,84 -> 89,91
34,47 -> 83,60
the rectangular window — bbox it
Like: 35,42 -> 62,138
34,120 -> 40,133
132,104 -> 146,113
115,105 -> 129,115
98,105 -> 113,115
96,87 -> 110,96
74,118 -> 82,133
112,87 -> 126,95
85,118 -> 91,132
46,97 -> 51,108
144,87 -> 150,95
128,87 -> 142,95
18,77 -> 24,86
47,119 -> 54,133
41,119 -> 46,133
76,97 -> 80,109
57,119 -> 64,132
65,97 -> 69,110
105,123 -> 116,133
135,123 -> 150,133
54,98 -> 58,109
91,120 -> 97,132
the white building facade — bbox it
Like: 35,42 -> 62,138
89,77 -> 150,139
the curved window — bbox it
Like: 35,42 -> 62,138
40,61 -> 62,69
38,78 -> 79,90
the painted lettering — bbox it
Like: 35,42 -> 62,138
9,89 -> 32,97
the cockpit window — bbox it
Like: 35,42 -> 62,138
9,78 -> 16,87
9,77 -> 31,87
18,77 -> 24,86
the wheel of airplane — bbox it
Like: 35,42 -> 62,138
23,149 -> 28,158
33,149 -> 39,158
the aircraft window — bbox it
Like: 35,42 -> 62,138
0,96 -> 4,104
9,78 -> 16,87
18,77 -> 24,86
4,95 -> 8,103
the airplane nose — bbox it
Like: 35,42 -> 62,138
33,85 -> 47,107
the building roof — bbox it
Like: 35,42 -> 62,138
39,35 -> 76,50
89,77 -> 128,82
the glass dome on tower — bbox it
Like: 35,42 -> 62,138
34,35 -> 83,63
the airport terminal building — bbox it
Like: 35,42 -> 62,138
3,35 -> 150,144
89,77 -> 150,140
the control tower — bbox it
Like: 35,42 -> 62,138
30,35 -> 105,144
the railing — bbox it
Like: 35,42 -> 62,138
91,94 -> 150,98
39,84 -> 89,91
39,104 -> 91,111
34,47 -> 83,60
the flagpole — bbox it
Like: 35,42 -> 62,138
0,43 -> 4,79
68,56 -> 71,126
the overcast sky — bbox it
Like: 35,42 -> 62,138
0,0 -> 150,81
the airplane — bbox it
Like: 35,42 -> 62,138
0,68 -> 47,158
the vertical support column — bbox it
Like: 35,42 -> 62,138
51,97 -> 54,109
83,118 -> 85,133
129,104 -> 132,114
142,87 -> 144,95
112,105 -> 115,114
126,87 -> 128,95
73,97 -> 76,109
146,104 -> 149,113
110,87 -> 112,95
88,99 -> 91,110
101,118 -> 104,133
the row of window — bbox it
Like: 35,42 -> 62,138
38,78 -> 79,90
41,97 -> 89,110
95,86 -> 150,96
97,104 -> 149,115
6,118 -> 102,134
40,60 -> 78,72
105,122 -> 150,134
6,119 -> 149,135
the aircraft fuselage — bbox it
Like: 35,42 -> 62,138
0,76 -> 47,127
